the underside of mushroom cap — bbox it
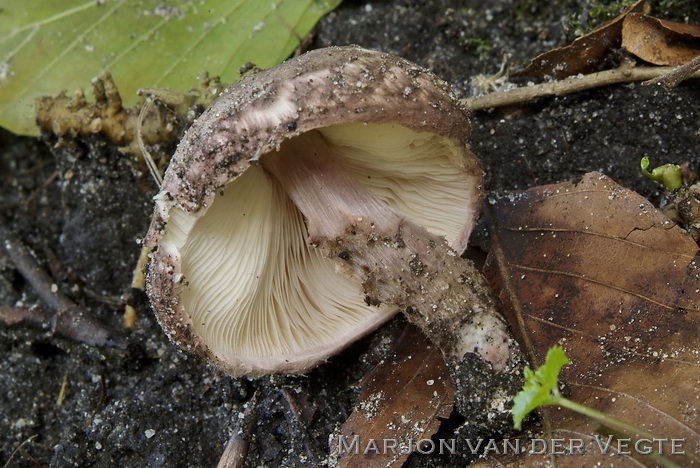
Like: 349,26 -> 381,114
145,46 -> 484,377
154,45 -> 481,220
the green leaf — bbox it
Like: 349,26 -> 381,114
512,345 -> 570,430
0,0 -> 341,136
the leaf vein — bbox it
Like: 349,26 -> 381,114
0,0 -> 98,43
13,0 -> 127,102
514,264 -> 697,311
502,226 -> 696,260
153,0 -> 247,86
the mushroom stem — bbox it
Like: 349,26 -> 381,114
262,131 -> 521,374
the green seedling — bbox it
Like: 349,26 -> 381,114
512,346 -> 680,468
512,346 -> 569,431
641,156 -> 683,191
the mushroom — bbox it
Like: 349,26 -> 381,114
146,46 -> 522,420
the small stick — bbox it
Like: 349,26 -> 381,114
280,388 -> 320,468
123,245 -> 150,331
462,65 -> 700,110
643,55 -> 700,89
85,372 -> 106,428
2,434 -> 38,468
217,392 -> 260,468
0,218 -> 121,347
20,172 -> 59,212
56,371 -> 69,406
0,306 -> 46,326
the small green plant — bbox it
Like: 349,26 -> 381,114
561,0 -> 636,39
511,346 -> 569,431
585,0 -> 637,25
641,156 -> 683,191
461,37 -> 493,62
512,346 -> 680,468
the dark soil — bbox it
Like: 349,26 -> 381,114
2,1 -> 699,467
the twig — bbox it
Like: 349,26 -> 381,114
56,371 -> 69,407
85,372 -> 106,428
20,171 -> 58,212
217,391 -> 260,468
3,434 -> 38,468
643,55 -> 700,89
0,217 -> 122,347
0,306 -> 46,326
462,65 -> 700,110
123,245 -> 150,331
280,388 -> 320,468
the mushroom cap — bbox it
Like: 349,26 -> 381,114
145,45 -> 483,377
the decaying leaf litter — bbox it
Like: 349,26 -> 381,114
1,0 -> 690,466
330,324 -> 454,468
466,0 -> 700,111
480,173 -> 699,466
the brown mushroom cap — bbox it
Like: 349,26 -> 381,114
145,45 -> 483,376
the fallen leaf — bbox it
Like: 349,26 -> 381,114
516,0 -> 649,80
622,13 -> 700,65
329,323 -> 454,468
482,172 -> 700,466
0,0 -> 341,136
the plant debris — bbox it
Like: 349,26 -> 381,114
644,53 -> 700,88
482,172 -> 700,466
2,1 -> 699,466
466,0 -> 700,109
0,217 -> 121,347
517,0 -> 700,80
515,0 -> 649,80
35,72 -> 219,171
329,324 -> 454,467
622,12 -> 700,66
216,391 -> 260,468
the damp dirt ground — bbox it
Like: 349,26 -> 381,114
1,1 -> 699,467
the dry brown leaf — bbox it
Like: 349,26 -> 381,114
482,172 -> 700,466
329,323 -> 454,468
517,0 -> 649,80
622,13 -> 700,66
